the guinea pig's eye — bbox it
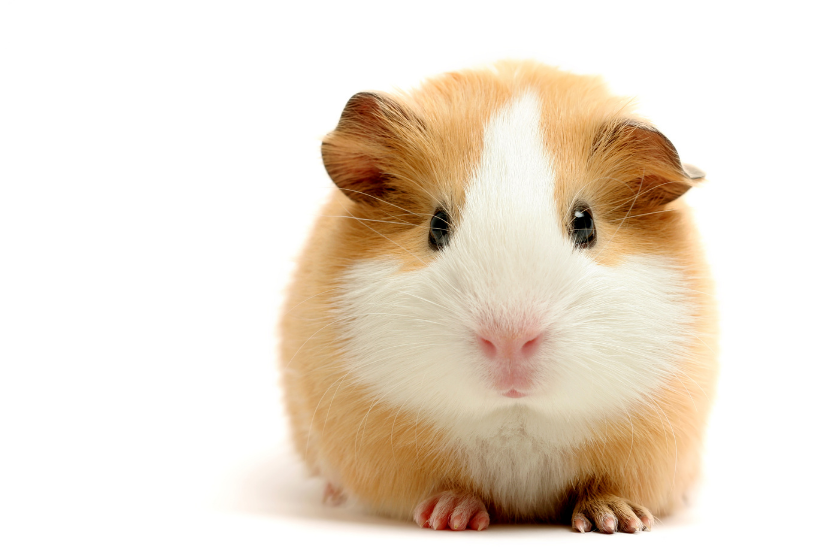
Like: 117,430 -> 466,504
570,206 -> 596,248
429,209 -> 451,250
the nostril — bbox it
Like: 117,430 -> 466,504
478,337 -> 497,358
520,334 -> 542,359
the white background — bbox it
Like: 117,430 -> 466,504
2,1 -> 838,558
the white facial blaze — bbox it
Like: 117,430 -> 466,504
462,92 -> 560,267
335,93 -> 695,513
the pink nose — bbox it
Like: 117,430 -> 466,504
477,328 -> 544,361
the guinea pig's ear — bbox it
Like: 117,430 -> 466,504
321,92 -> 423,204
682,162 -> 706,180
596,120 -> 702,206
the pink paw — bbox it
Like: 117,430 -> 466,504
413,491 -> 490,531
322,482 -> 346,506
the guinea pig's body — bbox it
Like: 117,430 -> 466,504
281,61 -> 717,533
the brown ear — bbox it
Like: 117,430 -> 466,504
595,121 -> 700,206
321,92 -> 422,204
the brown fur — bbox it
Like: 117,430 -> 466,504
280,61 -> 717,526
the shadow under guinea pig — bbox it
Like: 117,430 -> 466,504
214,442 -> 700,534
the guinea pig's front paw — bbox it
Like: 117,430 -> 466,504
413,491 -> 490,531
572,494 -> 654,534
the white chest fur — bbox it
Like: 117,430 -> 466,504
452,409 -> 577,519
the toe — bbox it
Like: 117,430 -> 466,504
611,500 -> 642,533
468,511 -> 490,531
572,515 -> 592,533
451,496 -> 488,531
628,502 -> 655,531
322,482 -> 346,506
429,496 -> 457,530
413,495 -> 438,528
598,514 -> 618,534
450,496 -> 480,530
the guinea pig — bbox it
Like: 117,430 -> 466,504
280,60 -> 717,533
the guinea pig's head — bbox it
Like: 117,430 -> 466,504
322,62 -> 704,439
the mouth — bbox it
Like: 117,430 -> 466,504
491,365 -> 535,399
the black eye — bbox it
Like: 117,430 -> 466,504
570,206 -> 596,248
429,209 -> 451,250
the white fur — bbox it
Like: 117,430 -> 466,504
334,93 -> 695,512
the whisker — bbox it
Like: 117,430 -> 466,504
396,291 -> 453,314
322,370 -> 357,434
674,375 -> 698,413
304,370 -> 352,462
390,397 -> 410,462
333,195 -> 429,266
651,400 -> 679,489
279,287 -> 340,322
680,368 -> 710,400
338,187 -> 429,219
624,208 -> 676,220
600,178 -> 689,215
592,169 -> 644,258
623,407 -> 634,474
355,392 -> 390,462
564,175 -> 630,225
348,311 -> 447,327
284,317 -> 346,369
320,215 -> 415,227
